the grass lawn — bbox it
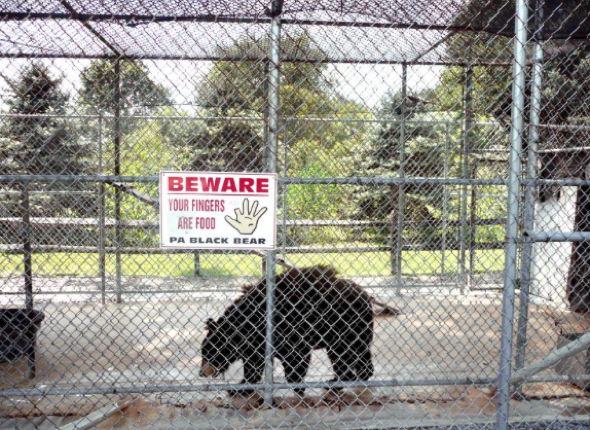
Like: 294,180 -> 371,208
0,249 -> 505,278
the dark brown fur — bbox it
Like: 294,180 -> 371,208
200,265 -> 380,396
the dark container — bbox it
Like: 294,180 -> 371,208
0,309 -> 44,363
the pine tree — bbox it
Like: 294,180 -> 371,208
353,89 -> 448,245
1,63 -> 91,217
2,63 -> 86,176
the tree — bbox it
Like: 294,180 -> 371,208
1,63 -> 86,175
353,89 -> 451,245
78,59 -> 171,178
170,34 -> 369,240
79,59 -> 170,116
0,62 -> 92,217
187,34 -> 369,175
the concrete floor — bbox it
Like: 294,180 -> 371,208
1,275 -> 590,429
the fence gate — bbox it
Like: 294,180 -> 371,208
1,1 -> 590,429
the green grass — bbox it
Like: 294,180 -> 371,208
0,249 -> 505,278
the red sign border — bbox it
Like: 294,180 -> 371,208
159,171 -> 278,250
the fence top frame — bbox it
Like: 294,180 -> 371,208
1,2 -> 588,65
0,1 -> 525,66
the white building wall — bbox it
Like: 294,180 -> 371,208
530,186 -> 577,307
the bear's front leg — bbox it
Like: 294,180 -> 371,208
228,359 -> 265,399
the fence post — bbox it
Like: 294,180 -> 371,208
264,0 -> 282,406
281,122 -> 289,270
114,58 -> 123,304
442,123 -> 449,280
98,114 -> 106,304
497,0 -> 530,428
193,252 -> 201,276
21,182 -> 35,379
460,66 -> 473,288
469,160 -> 478,288
393,63 -> 407,288
515,0 -> 545,398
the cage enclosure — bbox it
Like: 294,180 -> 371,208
1,1 -> 590,429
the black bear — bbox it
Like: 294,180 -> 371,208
199,265 -> 374,396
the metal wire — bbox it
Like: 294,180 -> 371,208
1,2 -> 590,429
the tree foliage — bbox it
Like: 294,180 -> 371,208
1,63 -> 86,176
353,89 -> 450,242
186,34 -> 369,176
0,62 -> 93,217
79,60 -> 170,117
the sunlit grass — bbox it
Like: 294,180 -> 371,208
0,249 -> 505,278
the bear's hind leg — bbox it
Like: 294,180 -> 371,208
281,349 -> 311,398
354,344 -> 374,381
327,346 -> 357,384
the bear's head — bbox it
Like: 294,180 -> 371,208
199,316 -> 240,378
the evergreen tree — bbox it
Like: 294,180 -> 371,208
354,89 -> 449,245
1,63 -> 85,176
0,62 -> 92,218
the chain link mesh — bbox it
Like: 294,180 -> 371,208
1,1 -> 590,429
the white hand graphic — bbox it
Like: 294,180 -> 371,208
225,198 -> 268,235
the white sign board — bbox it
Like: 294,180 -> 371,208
159,171 -> 277,249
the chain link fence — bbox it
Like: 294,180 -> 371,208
1,1 -> 590,429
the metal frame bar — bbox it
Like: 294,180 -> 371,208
113,58 -> 123,304
0,53 -> 513,66
469,161 -> 477,289
460,66 -> 473,286
0,243 -> 505,255
442,123 -> 450,277
0,175 -> 512,185
20,182 -> 35,379
3,373 -> 590,398
497,0 -> 530,427
263,0 -> 282,405
57,0 -> 121,57
526,232 -> 590,242
514,0 -> 545,397
97,114 -> 106,305
0,114 -> 509,125
7,175 -> 587,189
393,63 -> 407,284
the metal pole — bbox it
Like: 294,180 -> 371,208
114,58 -> 123,304
511,330 -> 590,385
264,0 -> 282,406
460,66 -> 473,288
514,0 -> 544,398
21,182 -> 35,378
469,160 -> 477,288
442,124 -> 449,280
394,63 -> 407,287
262,58 -> 270,276
497,1 -> 530,427
281,121 -> 289,267
193,252 -> 201,276
98,114 -> 106,305
21,183 -> 33,312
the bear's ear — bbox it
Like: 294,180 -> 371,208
205,318 -> 217,331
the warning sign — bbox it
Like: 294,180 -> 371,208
159,171 -> 277,249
